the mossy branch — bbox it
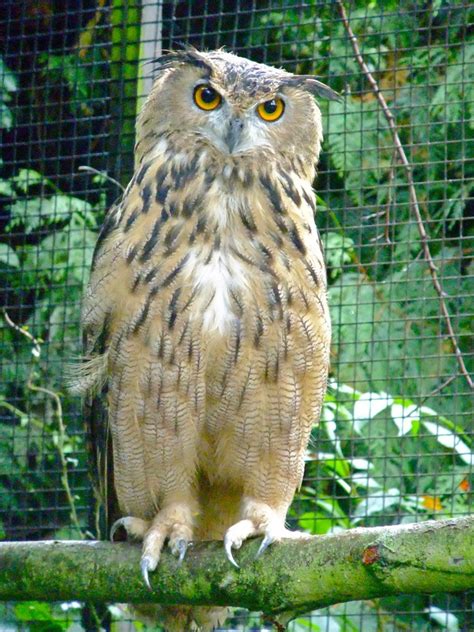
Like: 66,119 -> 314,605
2,517 -> 473,620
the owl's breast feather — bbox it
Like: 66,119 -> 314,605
184,246 -> 248,335
180,183 -> 251,335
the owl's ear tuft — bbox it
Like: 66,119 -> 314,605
283,76 -> 341,102
153,48 -> 212,78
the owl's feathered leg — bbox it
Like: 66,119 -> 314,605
224,497 -> 311,567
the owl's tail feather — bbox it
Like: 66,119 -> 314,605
65,351 -> 109,395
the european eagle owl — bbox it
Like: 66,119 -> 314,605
75,49 -> 337,630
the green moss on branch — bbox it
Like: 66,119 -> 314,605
1,517 -> 473,619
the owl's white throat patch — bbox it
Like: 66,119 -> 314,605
183,174 -> 249,334
185,248 -> 247,334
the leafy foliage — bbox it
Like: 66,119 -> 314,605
0,56 -> 17,132
251,1 -> 473,422
1,107 -> 102,540
249,2 -> 473,630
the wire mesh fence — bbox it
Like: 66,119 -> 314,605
0,1 -> 473,630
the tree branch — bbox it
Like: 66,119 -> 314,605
336,0 -> 473,391
1,517 -> 473,619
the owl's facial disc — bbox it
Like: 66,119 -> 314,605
193,82 -> 284,156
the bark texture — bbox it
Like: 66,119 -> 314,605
2,517 -> 473,619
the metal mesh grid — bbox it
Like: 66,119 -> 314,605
0,1 -> 472,630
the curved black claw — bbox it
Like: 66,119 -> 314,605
224,536 -> 240,569
140,556 -> 154,590
110,518 -> 126,542
256,533 -> 275,559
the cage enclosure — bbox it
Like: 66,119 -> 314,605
0,1 -> 472,631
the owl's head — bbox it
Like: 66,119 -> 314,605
136,49 -> 339,175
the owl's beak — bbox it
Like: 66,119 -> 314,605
224,117 -> 244,153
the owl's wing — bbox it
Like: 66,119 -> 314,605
82,320 -> 120,539
76,202 -> 125,539
77,168 -> 207,524
81,322 -> 116,631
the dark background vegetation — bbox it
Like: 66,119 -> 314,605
0,1 -> 472,630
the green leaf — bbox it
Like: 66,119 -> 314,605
390,403 -> 419,436
10,169 -> 50,193
350,473 -> 382,490
22,222 -> 96,285
0,179 -> 15,197
352,392 -> 393,432
425,606 -> 459,631
7,194 -> 92,233
298,511 -> 335,536
353,488 -> 401,521
0,243 -> 19,268
14,602 -> 69,632
0,102 -> 13,129
324,232 -> 355,279
422,421 -> 474,466
349,458 -> 373,471
0,57 -> 18,93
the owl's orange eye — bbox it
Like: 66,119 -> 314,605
257,98 -> 285,122
193,85 -> 222,111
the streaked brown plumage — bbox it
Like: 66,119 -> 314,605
74,49 -> 336,631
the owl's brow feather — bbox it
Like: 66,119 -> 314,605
152,48 -> 340,103
152,49 -> 212,77
281,76 -> 341,102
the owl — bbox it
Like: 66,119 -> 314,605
74,49 -> 337,630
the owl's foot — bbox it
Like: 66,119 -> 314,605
140,503 -> 194,589
224,499 -> 311,567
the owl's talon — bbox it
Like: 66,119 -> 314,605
256,533 -> 275,559
224,535 -> 240,568
171,538 -> 188,564
140,556 -> 155,590
110,518 -> 126,542
110,516 -> 149,542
